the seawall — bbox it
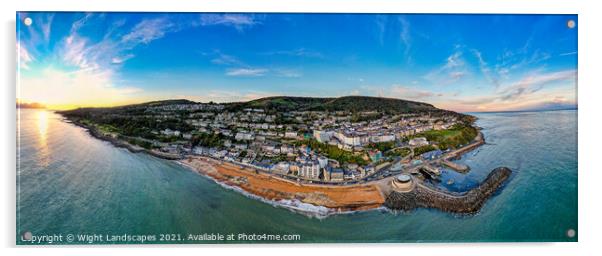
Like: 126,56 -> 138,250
384,167 -> 512,214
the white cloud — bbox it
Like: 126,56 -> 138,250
439,69 -> 577,112
211,52 -> 245,66
62,35 -> 93,69
494,46 -> 553,81
61,15 -> 186,72
559,51 -> 577,56
208,51 -> 300,78
262,48 -> 324,58
424,50 -> 468,85
496,70 -> 576,101
17,42 -> 35,70
226,68 -> 268,77
375,15 -> 387,46
111,54 -> 135,64
399,17 -> 411,55
472,49 -> 499,87
199,14 -> 259,30
70,13 -> 94,34
41,14 -> 54,43
121,18 -> 175,45
444,51 -> 464,69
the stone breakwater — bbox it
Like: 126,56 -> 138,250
384,167 -> 512,214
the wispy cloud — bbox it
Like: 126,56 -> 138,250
261,48 -> 324,58
207,50 -> 301,78
440,69 -> 577,112
41,14 -> 54,43
226,68 -> 268,77
494,45 -> 552,80
375,15 -> 387,46
399,17 -> 411,56
41,14 -> 197,107
496,69 -> 576,101
61,15 -> 187,71
210,52 -> 246,66
199,14 -> 260,31
559,51 -> 577,56
424,50 -> 468,85
62,35 -> 92,69
70,13 -> 94,34
121,17 -> 175,45
17,42 -> 35,70
472,49 -> 500,87
111,54 -> 135,64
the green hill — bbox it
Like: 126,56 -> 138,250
229,96 -> 444,114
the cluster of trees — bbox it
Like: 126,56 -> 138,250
385,147 -> 411,158
350,112 -> 383,123
414,145 -> 437,156
295,139 -> 368,166
366,141 -> 396,152
191,132 -> 225,148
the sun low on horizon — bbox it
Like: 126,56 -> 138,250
17,13 -> 577,113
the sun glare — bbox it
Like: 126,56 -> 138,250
36,110 -> 48,144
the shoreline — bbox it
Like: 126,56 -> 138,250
67,118 -> 182,160
63,115 -> 511,216
178,156 -> 386,213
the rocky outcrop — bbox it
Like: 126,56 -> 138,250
384,167 -> 512,213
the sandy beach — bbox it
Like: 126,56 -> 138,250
178,156 -> 386,212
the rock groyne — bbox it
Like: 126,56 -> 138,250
384,167 -> 512,214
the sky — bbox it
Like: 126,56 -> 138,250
16,12 -> 577,112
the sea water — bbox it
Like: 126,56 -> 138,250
16,109 -> 577,243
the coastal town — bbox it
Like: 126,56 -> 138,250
59,96 -> 509,214
61,96 -> 479,185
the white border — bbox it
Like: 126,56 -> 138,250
3,0 -> 601,255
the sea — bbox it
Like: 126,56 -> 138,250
16,108 -> 578,244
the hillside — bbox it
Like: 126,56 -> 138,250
59,96 -> 470,121
229,96 -> 448,114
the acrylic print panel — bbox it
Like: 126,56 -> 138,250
16,12 -> 578,244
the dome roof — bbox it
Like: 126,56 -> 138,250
396,174 -> 411,183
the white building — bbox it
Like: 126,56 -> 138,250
284,131 -> 298,139
317,156 -> 329,168
334,132 -> 362,146
299,162 -> 320,180
313,130 -> 333,143
161,129 -> 181,137
235,132 -> 254,141
272,162 -> 290,175
370,134 -> 395,143
409,137 -> 429,147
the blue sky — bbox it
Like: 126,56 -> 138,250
17,12 -> 577,111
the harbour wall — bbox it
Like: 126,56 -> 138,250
384,167 -> 512,214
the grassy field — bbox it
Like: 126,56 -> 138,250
413,124 -> 478,150
386,147 -> 412,158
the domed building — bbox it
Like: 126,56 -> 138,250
391,174 -> 414,192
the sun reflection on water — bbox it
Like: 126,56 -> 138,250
36,110 -> 50,166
